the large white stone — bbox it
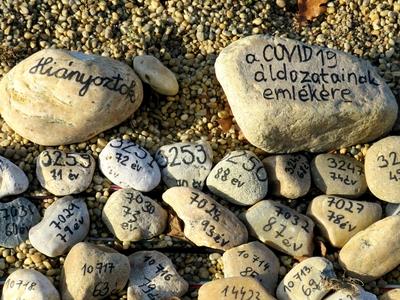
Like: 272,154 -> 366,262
0,155 -> 29,199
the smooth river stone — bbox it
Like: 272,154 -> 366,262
242,200 -> 314,257
127,250 -> 188,300
29,196 -> 89,257
262,154 -> 310,199
385,203 -> 400,216
102,189 -> 167,242
99,139 -> 161,192
221,241 -> 280,294
307,195 -> 382,248
365,136 -> 400,203
133,55 -> 179,96
380,289 -> 400,300
206,150 -> 268,206
0,156 -> 29,199
198,277 -> 276,300
36,149 -> 95,196
276,257 -> 336,300
0,49 -> 143,146
324,285 -> 377,300
2,269 -> 60,300
155,141 -> 213,189
339,216 -> 400,282
0,197 -> 40,248
162,187 -> 248,250
311,154 -> 367,198
60,242 -> 130,300
215,35 -> 397,153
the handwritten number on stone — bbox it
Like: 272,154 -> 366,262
169,147 -> 180,167
181,145 -> 195,164
195,145 -> 207,164
110,139 -> 123,149
377,155 -> 389,168
41,151 -> 52,167
53,151 -> 64,166
65,153 -> 77,166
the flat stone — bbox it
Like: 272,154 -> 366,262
221,241 -> 280,294
2,269 -> 60,300
385,203 -> 400,216
0,197 -> 40,247
324,285 -> 377,300
155,141 -> 213,189
365,136 -> 400,203
162,187 -> 248,250
307,195 -> 382,247
127,250 -> 188,300
198,277 -> 276,300
276,257 -> 336,300
262,154 -> 310,199
311,154 -> 367,198
99,139 -> 161,192
339,216 -> 400,282
242,200 -> 314,257
0,49 -> 143,145
206,150 -> 268,206
60,242 -> 130,300
29,196 -> 89,257
133,55 -> 179,96
102,188 -> 167,242
214,35 -> 397,153
380,289 -> 400,300
0,156 -> 29,199
36,149 -> 95,196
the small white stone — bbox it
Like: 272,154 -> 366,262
99,138 -> 161,192
0,155 -> 29,199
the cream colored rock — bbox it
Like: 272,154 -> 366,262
325,285 -> 377,300
162,187 -> 248,250
0,156 -> 29,199
128,250 -> 188,300
262,154 -> 310,199
339,216 -> 400,282
221,241 -> 280,294
380,289 -> 400,300
198,277 -> 276,300
215,35 -> 397,153
2,269 -> 60,300
365,136 -> 400,203
276,257 -> 336,300
36,149 -> 95,196
133,55 -> 179,95
242,200 -> 314,257
0,49 -> 143,145
307,195 -> 382,247
102,189 -> 167,242
60,242 -> 130,300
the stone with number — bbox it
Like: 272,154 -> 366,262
380,289 -> 400,300
133,55 -> 179,96
221,241 -> 280,294
206,150 -> 268,206
36,149 -> 95,196
162,187 -> 248,250
262,154 -> 310,199
311,154 -> 367,198
102,189 -> 167,242
29,196 -> 89,257
198,277 -> 276,300
324,285 -> 377,300
385,203 -> 400,216
0,49 -> 143,146
242,200 -> 314,257
307,195 -> 382,248
0,155 -> 29,199
0,197 -> 40,248
99,139 -> 161,192
276,257 -> 336,300
2,269 -> 60,300
155,141 -> 213,189
339,216 -> 400,282
215,35 -> 397,153
127,250 -> 188,300
60,242 -> 130,300
365,136 -> 400,203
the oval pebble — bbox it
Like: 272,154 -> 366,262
380,289 -> 400,300
102,188 -> 167,242
36,149 -> 95,196
242,200 -> 314,257
99,138 -> 161,192
155,141 -> 213,189
162,187 -> 248,250
324,285 -> 377,300
206,150 -> 268,206
0,155 -> 29,199
307,195 -> 382,247
311,154 -> 367,198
